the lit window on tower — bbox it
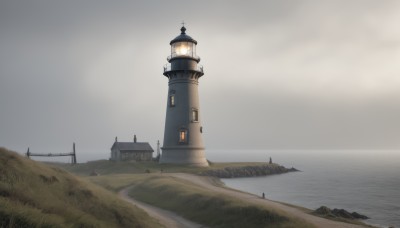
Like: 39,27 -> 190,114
169,95 -> 175,107
179,129 -> 188,143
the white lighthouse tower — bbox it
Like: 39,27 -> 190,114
160,25 -> 208,167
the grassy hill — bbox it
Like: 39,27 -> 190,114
0,148 -> 162,228
90,174 -> 315,228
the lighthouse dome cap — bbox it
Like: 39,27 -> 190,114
170,26 -> 198,45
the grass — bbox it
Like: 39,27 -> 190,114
91,174 -> 315,228
54,159 -> 274,176
0,149 -> 371,228
54,159 -> 205,176
54,159 -> 372,228
0,148 -> 162,228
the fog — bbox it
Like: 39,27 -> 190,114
1,0 -> 399,161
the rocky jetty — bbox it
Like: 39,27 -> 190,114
313,206 -> 369,220
200,164 -> 298,178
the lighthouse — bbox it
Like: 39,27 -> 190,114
160,25 -> 208,167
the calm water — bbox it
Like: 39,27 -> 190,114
207,150 -> 400,228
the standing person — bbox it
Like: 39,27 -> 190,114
262,192 -> 265,199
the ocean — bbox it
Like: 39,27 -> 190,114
206,150 -> 400,228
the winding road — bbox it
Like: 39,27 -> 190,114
118,186 -> 205,228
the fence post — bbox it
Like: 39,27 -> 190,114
72,143 -> 77,164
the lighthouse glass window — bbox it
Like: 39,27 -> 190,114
169,95 -> 175,107
192,109 -> 198,122
179,130 -> 188,143
172,42 -> 195,58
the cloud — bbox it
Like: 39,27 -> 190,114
1,0 -> 400,161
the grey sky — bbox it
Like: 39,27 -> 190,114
1,0 -> 399,161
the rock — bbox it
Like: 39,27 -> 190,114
314,206 -> 332,215
313,206 -> 336,218
313,206 -> 369,220
351,212 -> 369,219
200,164 -> 299,178
89,170 -> 99,176
332,209 -> 354,219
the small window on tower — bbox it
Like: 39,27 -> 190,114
169,95 -> 175,107
179,129 -> 188,143
192,109 -> 198,122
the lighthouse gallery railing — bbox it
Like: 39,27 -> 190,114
163,64 -> 203,73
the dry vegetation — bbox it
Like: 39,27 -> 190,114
91,174 -> 315,228
0,148 -> 162,228
56,159 -> 276,176
2,150 -> 366,228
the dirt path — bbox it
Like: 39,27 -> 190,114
169,173 -> 369,228
118,186 -> 205,228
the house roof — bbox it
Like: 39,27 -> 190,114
111,142 -> 154,152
